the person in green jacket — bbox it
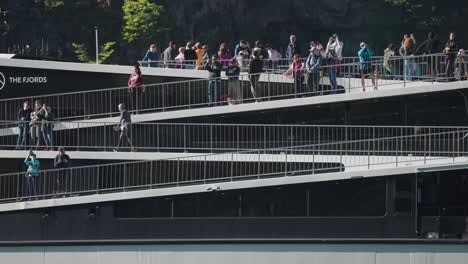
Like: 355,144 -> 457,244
24,151 -> 40,197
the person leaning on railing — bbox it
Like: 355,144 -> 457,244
142,44 -> 160,67
16,100 -> 32,150
284,54 -> 305,96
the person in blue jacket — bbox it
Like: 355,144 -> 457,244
142,44 -> 160,67
358,42 -> 377,91
24,151 -> 40,198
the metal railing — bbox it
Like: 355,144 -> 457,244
0,53 -> 461,123
0,128 -> 467,203
1,120 -> 467,153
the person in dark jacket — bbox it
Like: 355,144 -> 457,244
444,32 -> 460,81
41,105 -> 54,151
142,44 -> 160,67
162,41 -> 178,68
415,32 -> 440,76
286,35 -> 301,60
16,101 -> 32,149
114,103 -> 134,152
306,42 -> 323,94
226,59 -> 242,105
184,41 -> 198,69
249,48 -> 264,100
30,100 -> 43,148
254,40 -> 269,60
204,55 -> 223,106
234,40 -> 250,57
54,147 -> 70,194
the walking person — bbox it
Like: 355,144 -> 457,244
113,104 -> 135,152
284,54 -> 304,96
306,42 -> 323,95
142,44 -> 160,67
204,54 -> 223,106
249,48 -> 264,100
128,65 -> 145,114
226,59 -> 241,105
24,151 -> 40,199
41,105 -> 54,151
358,42 -> 377,91
444,32 -> 459,81
54,147 -> 70,195
16,101 -> 32,150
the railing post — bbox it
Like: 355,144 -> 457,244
123,164 -> 127,192
77,122 -> 80,151
16,173 -> 20,201
149,161 -> 153,189
284,151 -> 288,176
231,153 -> 234,181
96,166 -> 100,195
176,158 -> 180,186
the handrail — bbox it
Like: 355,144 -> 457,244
0,128 -> 466,203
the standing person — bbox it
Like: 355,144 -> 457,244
358,42 -> 377,91
114,103 -> 134,152
327,34 -> 343,74
142,44 -> 159,67
226,59 -> 241,105
162,41 -> 178,68
249,48 -> 264,100
415,32 -> 440,76
456,49 -> 467,81
286,35 -> 301,60
284,54 -> 304,96
16,101 -> 32,150
218,43 -> 233,68
128,65 -> 145,114
30,100 -> 44,149
444,32 -> 459,81
202,45 -> 211,62
384,43 -> 397,76
254,40 -> 269,60
306,42 -> 323,95
41,105 -> 54,151
400,34 -> 417,80
194,42 -> 204,69
266,44 -> 282,69
234,40 -> 250,57
325,36 -> 340,93
54,147 -> 70,194
24,151 -> 40,198
184,41 -> 198,69
175,47 -> 186,69
204,55 -> 223,106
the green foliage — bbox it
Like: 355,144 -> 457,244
122,0 -> 165,43
72,42 -> 116,64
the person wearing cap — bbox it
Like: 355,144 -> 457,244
24,151 -> 40,198
142,44 -> 160,67
226,59 -> 242,105
306,41 -> 323,95
327,34 -> 343,73
358,42 -> 377,91
54,147 -> 70,194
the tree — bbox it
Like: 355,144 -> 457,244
73,41 -> 116,64
122,0 -> 165,43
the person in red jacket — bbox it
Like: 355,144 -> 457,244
128,65 -> 145,114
